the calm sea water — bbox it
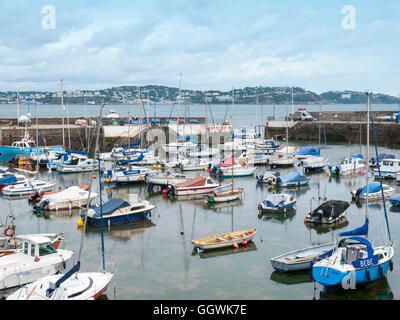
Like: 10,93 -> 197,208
0,141 -> 399,300
2,103 -> 400,129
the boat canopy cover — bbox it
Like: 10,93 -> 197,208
120,140 -> 141,147
339,218 -> 369,237
89,198 -> 131,218
351,154 -> 364,159
296,147 -> 320,156
44,186 -> 91,202
0,174 -> 17,184
338,236 -> 374,258
176,176 -> 207,188
310,200 -> 350,219
360,182 -> 382,195
264,194 -> 289,207
280,171 -> 308,183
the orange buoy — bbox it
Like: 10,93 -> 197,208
93,175 -> 97,179
241,240 -> 247,245
162,189 -> 167,195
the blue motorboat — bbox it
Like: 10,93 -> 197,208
257,193 -> 296,213
83,197 -> 156,226
389,196 -> 400,207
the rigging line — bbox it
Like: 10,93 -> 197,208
369,100 -> 391,243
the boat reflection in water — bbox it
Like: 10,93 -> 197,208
203,199 -> 243,211
192,241 -> 257,259
82,218 -> 155,241
257,209 -> 296,224
33,208 -> 86,219
270,270 -> 313,286
317,277 -> 394,300
305,217 -> 349,235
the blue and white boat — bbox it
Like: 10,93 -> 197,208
373,158 -> 400,179
370,153 -> 395,167
47,151 -> 88,170
268,171 -> 310,188
351,182 -> 394,201
83,196 -> 156,226
389,196 -> 400,207
0,134 -> 63,162
295,147 -> 321,160
257,193 -> 296,213
104,166 -> 157,183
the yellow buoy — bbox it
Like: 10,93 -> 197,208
105,178 -> 110,183
271,182 -> 276,185
77,218 -> 84,227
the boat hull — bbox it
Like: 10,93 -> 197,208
87,211 -> 151,227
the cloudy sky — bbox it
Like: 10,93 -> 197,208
0,0 -> 399,95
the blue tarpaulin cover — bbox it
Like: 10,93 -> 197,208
0,174 -> 17,185
296,147 -> 320,156
281,171 -> 308,183
89,198 -> 130,218
360,182 -> 382,195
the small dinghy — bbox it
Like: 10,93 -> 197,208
351,182 -> 395,201
33,186 -> 98,212
171,176 -> 220,196
270,243 -> 335,272
256,170 -> 279,185
304,200 -> 350,225
2,179 -> 56,196
81,196 -> 156,227
258,193 -> 296,213
205,183 -> 243,203
192,229 -> 257,251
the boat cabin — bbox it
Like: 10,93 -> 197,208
11,140 -> 35,149
381,159 -> 400,168
21,235 -> 57,259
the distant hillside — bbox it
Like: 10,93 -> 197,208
0,86 -> 397,105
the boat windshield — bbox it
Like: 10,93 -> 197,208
28,142 -> 35,148
39,242 -> 57,256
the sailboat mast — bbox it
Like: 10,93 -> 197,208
366,93 -> 370,218
231,87 -> 234,192
60,79 -> 65,150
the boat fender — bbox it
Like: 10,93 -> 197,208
365,268 -> 371,281
390,260 -> 393,272
232,243 -> 238,248
241,240 -> 247,245
378,265 -> 383,277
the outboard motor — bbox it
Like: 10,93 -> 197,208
166,184 -> 175,195
355,187 -> 363,199
256,175 -> 264,185
33,199 -> 49,211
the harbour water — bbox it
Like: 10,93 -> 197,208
0,140 -> 399,300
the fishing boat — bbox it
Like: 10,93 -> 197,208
270,243 -> 335,272
206,183 -> 243,203
0,234 -> 73,290
170,176 -> 220,196
338,155 -> 366,176
0,133 -> 63,162
370,153 -> 395,167
301,156 -> 328,172
56,158 -> 105,174
312,92 -> 395,288
295,147 -> 321,159
33,186 -> 98,212
373,158 -> 400,179
0,171 -> 26,190
104,166 -> 157,183
304,200 -> 349,225
192,229 -> 257,251
81,196 -> 156,226
268,171 -> 310,188
28,184 -> 90,202
2,179 -> 56,196
258,193 -> 296,213
351,182 -> 394,201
